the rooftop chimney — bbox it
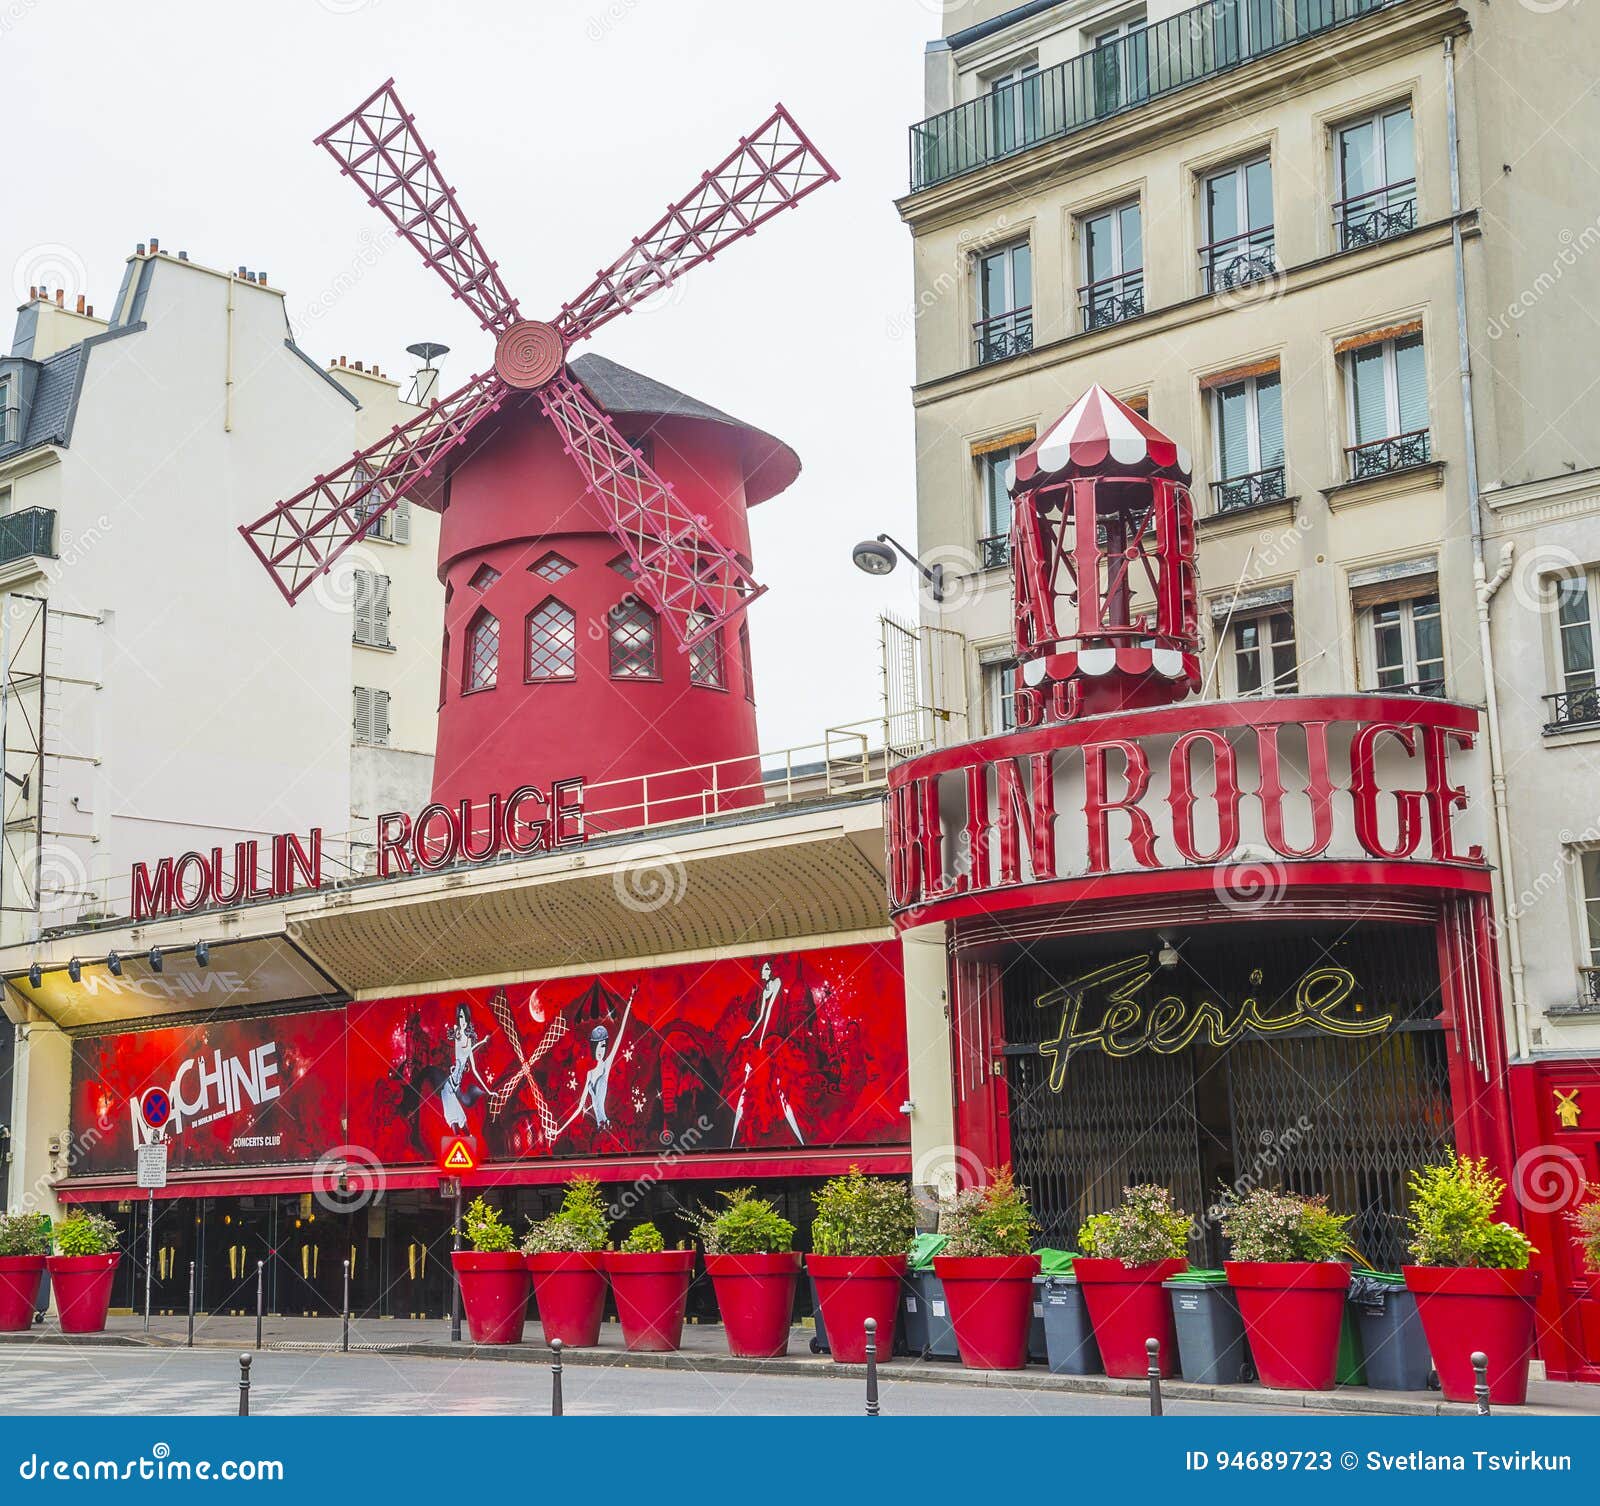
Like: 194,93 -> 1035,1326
149,237 -> 160,254
75,295 -> 85,315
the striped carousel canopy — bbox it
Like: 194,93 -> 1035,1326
1009,385 -> 1192,493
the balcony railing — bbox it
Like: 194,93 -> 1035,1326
1581,968 -> 1600,1010
0,507 -> 56,565
978,533 -> 1011,571
1211,465 -> 1287,514
1200,227 -> 1278,292
1543,686 -> 1600,733
1346,428 -> 1431,480
908,0 -> 1398,192
974,306 -> 1034,365
1375,676 -> 1446,698
1079,270 -> 1145,331
1335,181 -> 1418,250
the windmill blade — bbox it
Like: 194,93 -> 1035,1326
538,370 -> 764,649
556,104 -> 838,345
527,1013 -> 569,1065
239,369 -> 506,604
317,79 -> 521,333
487,991 -> 526,1067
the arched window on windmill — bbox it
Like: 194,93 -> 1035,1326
608,598 -> 658,680
464,607 -> 500,693
526,596 -> 577,681
687,607 -> 724,689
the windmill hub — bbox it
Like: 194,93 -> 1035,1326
494,318 -> 566,390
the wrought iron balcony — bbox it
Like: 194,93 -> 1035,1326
0,507 -> 56,565
1335,182 -> 1418,250
974,307 -> 1034,365
1211,465 -> 1287,514
1376,676 -> 1447,698
1543,686 -> 1600,733
1200,228 -> 1278,293
1346,428 -> 1430,480
908,0 -> 1399,192
1079,271 -> 1145,332
1582,967 -> 1600,1011
978,532 -> 1011,571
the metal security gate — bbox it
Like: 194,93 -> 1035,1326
1000,922 -> 1453,1269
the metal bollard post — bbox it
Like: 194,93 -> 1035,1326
1147,1338 -> 1164,1417
864,1317 -> 880,1417
187,1261 -> 196,1349
238,1354 -> 252,1417
255,1261 -> 264,1351
342,1259 -> 351,1354
551,1338 -> 564,1417
1472,1351 -> 1491,1416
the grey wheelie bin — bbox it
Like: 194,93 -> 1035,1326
1348,1271 -> 1431,1390
1038,1270 -> 1102,1374
901,1232 -> 958,1359
1163,1269 -> 1254,1385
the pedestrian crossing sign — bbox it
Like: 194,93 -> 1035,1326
439,1136 -> 477,1173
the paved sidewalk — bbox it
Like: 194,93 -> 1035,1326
4,1313 -> 1595,1416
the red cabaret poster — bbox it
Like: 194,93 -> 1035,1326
347,941 -> 908,1166
69,1008 -> 347,1174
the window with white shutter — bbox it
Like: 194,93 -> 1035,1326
353,570 -> 392,647
353,687 -> 390,746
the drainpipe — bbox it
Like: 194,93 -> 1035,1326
1445,35 -> 1529,1060
224,271 -> 236,433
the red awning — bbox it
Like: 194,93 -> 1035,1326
1012,383 -> 1191,491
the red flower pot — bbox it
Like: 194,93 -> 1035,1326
1404,1265 -> 1541,1405
46,1254 -> 120,1335
705,1252 -> 801,1357
1073,1257 -> 1187,1378
1225,1261 -> 1351,1390
809,1253 -> 908,1364
603,1250 -> 695,1352
0,1255 -> 46,1333
451,1251 -> 530,1345
525,1251 -> 608,1347
932,1254 -> 1041,1370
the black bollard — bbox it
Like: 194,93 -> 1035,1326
551,1338 -> 564,1417
342,1259 -> 351,1354
1472,1351 -> 1491,1416
1147,1338 -> 1164,1417
255,1260 -> 264,1350
187,1261 -> 196,1349
865,1317 -> 880,1417
238,1353 -> 252,1417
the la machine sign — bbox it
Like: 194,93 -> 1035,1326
131,779 -> 586,921
885,696 -> 1488,925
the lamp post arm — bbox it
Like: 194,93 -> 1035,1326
875,534 -> 945,603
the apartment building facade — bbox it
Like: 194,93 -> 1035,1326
898,0 -> 1600,1377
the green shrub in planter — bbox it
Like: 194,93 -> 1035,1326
521,1175 -> 611,1255
689,1186 -> 795,1254
1406,1152 -> 1534,1268
1077,1184 -> 1190,1263
1218,1187 -> 1354,1262
52,1211 -> 118,1257
0,1212 -> 51,1257
812,1168 -> 917,1257
460,1196 -> 517,1254
620,1221 -> 666,1254
1570,1186 -> 1600,1273
937,1165 -> 1037,1257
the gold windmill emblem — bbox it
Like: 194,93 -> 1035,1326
1554,1087 -> 1582,1129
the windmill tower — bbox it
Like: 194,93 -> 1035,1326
240,81 -> 836,835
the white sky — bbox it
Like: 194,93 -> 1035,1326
2,0 -> 951,753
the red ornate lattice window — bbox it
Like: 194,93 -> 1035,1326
465,608 -> 499,692
608,599 -> 657,679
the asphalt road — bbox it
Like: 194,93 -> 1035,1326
0,1345 -> 1350,1417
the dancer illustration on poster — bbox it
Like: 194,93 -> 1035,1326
439,1002 -> 493,1131
730,960 -> 806,1146
558,984 -> 637,1135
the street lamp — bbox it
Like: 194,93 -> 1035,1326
850,533 -> 946,603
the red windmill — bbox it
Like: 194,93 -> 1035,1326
240,80 -> 837,833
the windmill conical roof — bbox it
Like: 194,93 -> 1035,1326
1011,384 -> 1191,492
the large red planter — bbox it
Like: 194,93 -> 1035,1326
1225,1261 -> 1351,1390
932,1254 -> 1041,1370
706,1252 -> 800,1357
0,1255 -> 45,1332
46,1254 -> 120,1335
525,1251 -> 609,1347
603,1250 -> 695,1352
1405,1265 -> 1541,1405
451,1251 -> 531,1345
809,1253 -> 908,1364
1073,1257 -> 1187,1378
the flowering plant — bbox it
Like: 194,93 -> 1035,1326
1218,1187 -> 1353,1263
1077,1184 -> 1190,1265
937,1165 -> 1037,1258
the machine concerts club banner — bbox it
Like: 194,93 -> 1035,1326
67,942 -> 908,1176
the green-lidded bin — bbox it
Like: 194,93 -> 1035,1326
1028,1250 -> 1074,1361
1347,1271 -> 1430,1390
1337,1301 -> 1366,1386
1163,1269 -> 1254,1385
1039,1269 -> 1101,1375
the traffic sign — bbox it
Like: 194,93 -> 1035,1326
437,1177 -> 461,1199
136,1140 -> 168,1190
139,1087 -> 171,1131
438,1135 -> 477,1173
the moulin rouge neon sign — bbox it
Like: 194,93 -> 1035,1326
131,779 -> 586,921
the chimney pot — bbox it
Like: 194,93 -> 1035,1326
86,305 -> 94,318
55,289 -> 64,306
136,243 -> 146,256
149,237 -> 159,253
75,295 -> 85,314
179,250 -> 189,261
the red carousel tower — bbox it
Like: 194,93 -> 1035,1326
239,80 -> 835,835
